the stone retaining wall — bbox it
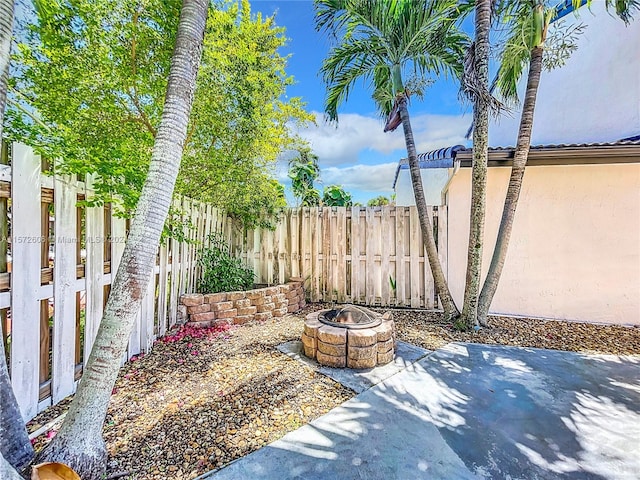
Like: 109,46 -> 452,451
178,278 -> 305,327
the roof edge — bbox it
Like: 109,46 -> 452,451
455,143 -> 640,167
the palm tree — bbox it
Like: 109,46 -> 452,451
458,0 -> 492,330
476,0 -> 638,326
34,0 -> 209,477
0,0 -> 36,471
314,0 -> 468,320
0,452 -> 24,480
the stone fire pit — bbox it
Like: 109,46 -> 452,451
302,305 -> 395,369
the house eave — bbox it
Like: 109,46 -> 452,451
456,144 -> 640,167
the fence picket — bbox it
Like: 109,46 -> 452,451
157,243 -> 169,337
336,207 -> 347,303
168,198 -> 181,328
350,207 -> 361,304
84,177 -> 104,366
395,208 -> 406,306
365,208 -> 375,305
310,207 -> 320,302
52,174 -> 78,402
380,206 -> 391,306
11,144 -> 43,419
409,207 -> 422,308
289,210 -> 299,279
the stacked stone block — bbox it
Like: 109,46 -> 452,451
283,277 -> 306,313
179,278 -> 305,327
301,310 -> 395,369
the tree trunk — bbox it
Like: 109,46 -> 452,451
477,46 -> 544,326
398,96 -> 459,320
0,336 -> 33,471
0,450 -> 25,480
0,0 -> 35,471
36,1 -> 208,478
459,0 -> 491,330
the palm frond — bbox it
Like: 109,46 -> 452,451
493,1 -> 536,103
461,41 -> 505,114
606,0 -> 640,24
321,42 -> 383,121
371,64 -> 393,116
315,0 -> 469,122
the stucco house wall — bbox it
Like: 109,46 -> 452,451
446,162 -> 640,325
489,1 -> 640,146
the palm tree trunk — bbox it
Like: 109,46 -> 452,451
460,0 -> 491,330
0,0 -> 35,471
36,1 -> 208,477
0,336 -> 33,471
398,95 -> 459,320
477,46 -> 544,326
0,450 -> 25,479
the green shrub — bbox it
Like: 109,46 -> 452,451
197,233 -> 255,293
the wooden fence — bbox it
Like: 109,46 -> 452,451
2,143 -> 236,420
228,206 -> 447,309
3,142 -> 447,420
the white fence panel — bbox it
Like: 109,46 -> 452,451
52,174 -> 78,403
10,144 -> 43,420
84,177 -> 105,365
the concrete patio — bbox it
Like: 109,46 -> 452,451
199,342 -> 640,479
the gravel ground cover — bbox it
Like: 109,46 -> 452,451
27,303 -> 640,479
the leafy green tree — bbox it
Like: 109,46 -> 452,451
475,0 -> 638,326
315,0 -> 467,320
176,1 -> 310,227
288,146 -> 321,207
34,0 -> 209,477
366,195 -> 391,207
323,184 -> 352,207
7,0 -> 308,228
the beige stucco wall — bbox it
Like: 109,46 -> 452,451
447,163 -> 640,325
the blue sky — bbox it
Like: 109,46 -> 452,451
251,0 -> 473,205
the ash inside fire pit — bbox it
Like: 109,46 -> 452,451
318,305 -> 382,329
302,305 -> 395,369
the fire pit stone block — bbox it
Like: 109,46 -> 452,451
347,356 -> 377,369
377,338 -> 394,353
377,349 -> 395,365
373,323 -> 393,342
347,344 -> 377,360
317,340 -> 347,357
348,329 -> 377,347
317,325 -> 347,345
317,351 -> 346,368
303,318 -> 322,337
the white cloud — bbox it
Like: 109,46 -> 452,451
321,162 -> 398,193
293,111 -> 471,166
